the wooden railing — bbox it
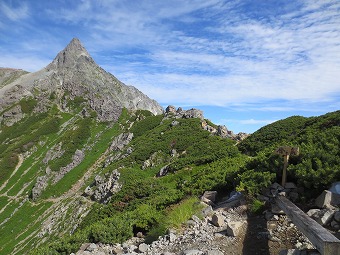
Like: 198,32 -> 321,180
275,195 -> 340,255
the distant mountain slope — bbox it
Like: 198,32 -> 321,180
0,68 -> 28,89
0,38 -> 163,125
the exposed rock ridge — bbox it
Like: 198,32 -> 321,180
164,105 -> 248,141
0,38 -> 163,124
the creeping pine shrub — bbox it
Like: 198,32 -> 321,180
89,213 -> 133,244
236,169 -> 275,196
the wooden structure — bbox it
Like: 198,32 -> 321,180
275,146 -> 299,186
275,195 -> 340,255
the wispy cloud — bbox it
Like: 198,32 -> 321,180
0,2 -> 29,21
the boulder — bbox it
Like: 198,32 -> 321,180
308,208 -> 335,226
331,220 -> 340,230
201,205 -> 213,217
271,183 -> 284,191
157,165 -> 170,177
226,221 -> 244,237
211,214 -> 225,227
170,120 -> 179,127
110,133 -> 134,151
315,190 -> 340,208
319,209 -> 335,226
86,243 -> 98,251
334,211 -> 340,222
202,191 -> 217,202
307,209 -> 320,218
284,182 -> 297,189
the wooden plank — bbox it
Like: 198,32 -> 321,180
275,195 -> 340,255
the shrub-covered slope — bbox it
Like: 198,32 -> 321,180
238,110 -> 340,196
1,102 -> 339,254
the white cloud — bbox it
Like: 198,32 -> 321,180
238,119 -> 277,125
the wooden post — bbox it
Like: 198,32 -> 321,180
275,146 -> 299,187
282,154 -> 289,187
276,195 -> 340,255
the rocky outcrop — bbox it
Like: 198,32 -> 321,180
83,169 -> 121,204
53,149 -> 85,183
104,133 -> 134,167
1,104 -> 24,126
165,105 -> 203,120
32,148 -> 85,200
32,175 -> 49,200
142,151 -> 167,170
0,38 -> 163,125
164,105 -> 248,141
110,133 -> 134,151
43,142 -> 64,165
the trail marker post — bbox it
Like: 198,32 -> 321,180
275,146 -> 299,187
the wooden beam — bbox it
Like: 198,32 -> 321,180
275,195 -> 340,255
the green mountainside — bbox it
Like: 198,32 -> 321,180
0,39 -> 339,254
0,102 -> 338,254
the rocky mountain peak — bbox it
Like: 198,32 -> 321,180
47,37 -> 93,70
0,38 -> 163,124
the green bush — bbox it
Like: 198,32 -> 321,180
236,169 -> 275,196
88,213 -> 133,243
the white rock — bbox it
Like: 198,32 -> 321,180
211,214 -> 225,227
202,191 -> 218,202
138,243 -> 149,253
226,221 -> 244,237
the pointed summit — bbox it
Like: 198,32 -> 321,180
47,38 -> 93,70
0,38 -> 163,123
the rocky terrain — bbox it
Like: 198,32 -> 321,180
73,182 -> 328,255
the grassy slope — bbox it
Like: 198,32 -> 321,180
0,105 -> 131,254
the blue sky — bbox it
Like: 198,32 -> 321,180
0,0 -> 340,133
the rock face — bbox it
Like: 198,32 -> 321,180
0,38 -> 163,125
84,169 -> 122,204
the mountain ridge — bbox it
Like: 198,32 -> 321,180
0,38 -> 163,125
